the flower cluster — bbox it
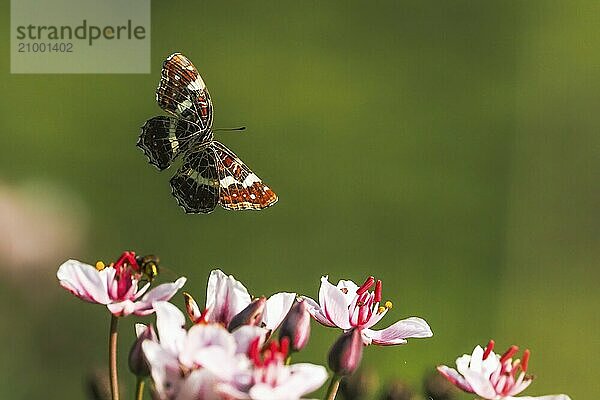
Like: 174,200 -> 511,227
56,251 -> 572,400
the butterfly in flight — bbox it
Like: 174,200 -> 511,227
137,53 -> 278,214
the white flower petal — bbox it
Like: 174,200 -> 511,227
57,260 -> 111,304
436,365 -> 474,392
367,317 -> 432,345
262,292 -> 296,331
232,325 -> 268,354
176,369 -> 222,400
142,339 -> 183,400
319,277 -> 352,329
154,301 -> 187,356
205,269 -> 252,325
132,277 -> 186,316
301,296 -> 336,327
107,300 -> 136,317
180,324 -> 237,369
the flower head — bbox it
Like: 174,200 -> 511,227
57,251 -> 186,317
437,340 -> 572,400
143,301 -> 326,400
185,269 -> 296,332
303,275 -> 432,345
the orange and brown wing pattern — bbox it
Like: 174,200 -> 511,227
212,141 -> 278,210
156,53 -> 213,131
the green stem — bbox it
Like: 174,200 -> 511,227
135,377 -> 145,400
324,374 -> 342,400
109,315 -> 120,400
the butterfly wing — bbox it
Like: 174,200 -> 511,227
212,141 -> 278,210
169,149 -> 220,214
156,53 -> 213,130
138,116 -> 210,170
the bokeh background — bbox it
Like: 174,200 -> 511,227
1,1 -> 598,399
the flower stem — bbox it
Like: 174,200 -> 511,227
324,374 -> 342,400
109,315 -> 120,400
135,377 -> 145,400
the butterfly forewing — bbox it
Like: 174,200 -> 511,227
169,149 -> 220,214
212,141 -> 278,210
156,53 -> 213,130
138,116 -> 210,170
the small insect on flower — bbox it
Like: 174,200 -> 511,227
138,52 -> 278,214
57,251 -> 186,317
135,254 -> 160,282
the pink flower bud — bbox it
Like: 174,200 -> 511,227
227,297 -> 266,332
328,329 -> 364,376
279,298 -> 311,352
128,323 -> 157,377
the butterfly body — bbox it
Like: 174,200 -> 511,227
138,53 -> 277,214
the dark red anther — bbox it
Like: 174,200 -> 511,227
356,276 -> 375,295
500,345 -> 519,363
483,339 -> 495,360
374,280 -> 382,303
521,349 -> 530,372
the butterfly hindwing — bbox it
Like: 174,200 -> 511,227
212,141 -> 278,210
169,149 -> 220,214
156,53 -> 213,131
138,116 -> 210,170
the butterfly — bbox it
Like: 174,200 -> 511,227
137,53 -> 278,214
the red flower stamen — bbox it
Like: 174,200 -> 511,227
500,345 -> 519,363
356,276 -> 375,295
374,280 -> 382,303
249,337 -> 262,366
280,337 -> 290,358
521,349 -> 530,373
113,251 -> 140,272
483,339 -> 495,360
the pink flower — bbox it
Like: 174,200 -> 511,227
437,340 -> 572,400
142,301 -> 326,400
142,302 -> 258,400
186,269 -> 296,332
303,275 -> 432,345
57,252 -> 186,317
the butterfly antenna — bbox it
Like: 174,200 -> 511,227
213,126 -> 246,132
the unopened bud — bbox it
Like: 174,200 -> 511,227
380,379 -> 414,400
328,329 -> 363,376
424,370 -> 457,400
183,292 -> 203,324
128,323 -> 157,377
279,299 -> 311,352
228,297 -> 266,332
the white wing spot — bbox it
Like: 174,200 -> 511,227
242,173 -> 261,188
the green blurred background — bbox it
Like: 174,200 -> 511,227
1,1 -> 598,399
